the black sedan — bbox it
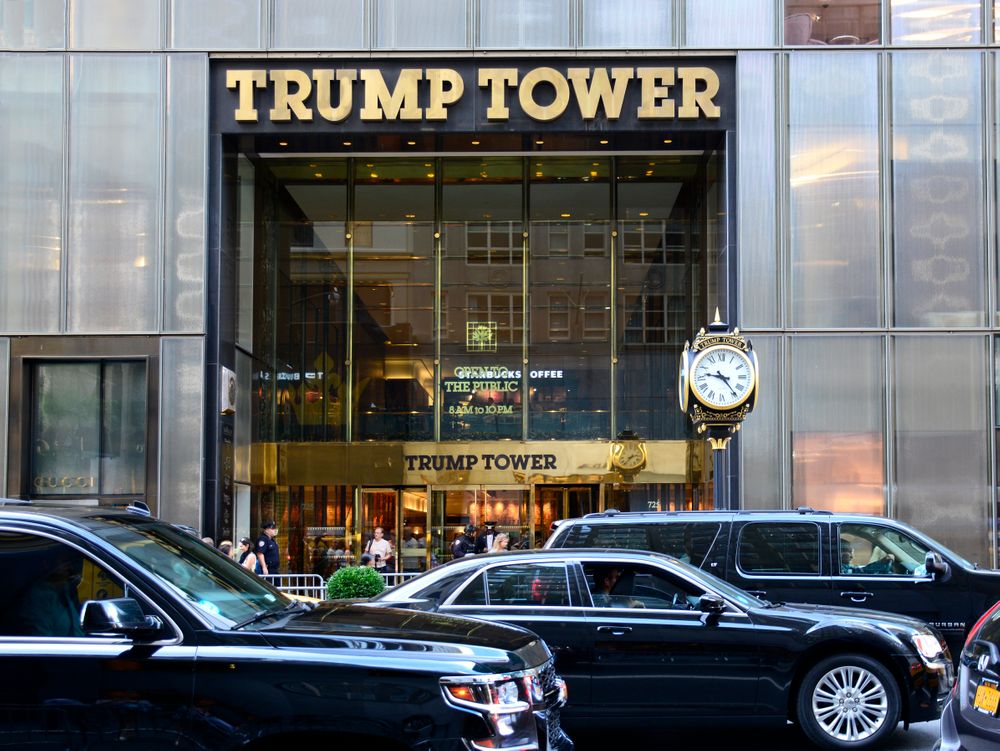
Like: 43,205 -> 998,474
939,600 -> 1000,749
372,549 -> 954,750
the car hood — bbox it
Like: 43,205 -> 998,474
763,601 -> 936,633
257,601 -> 549,673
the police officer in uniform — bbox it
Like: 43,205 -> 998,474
255,520 -> 280,575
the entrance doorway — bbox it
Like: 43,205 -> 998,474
360,487 -> 429,573
534,485 -> 599,544
431,486 -> 529,561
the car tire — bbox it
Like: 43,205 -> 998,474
796,654 -> 901,750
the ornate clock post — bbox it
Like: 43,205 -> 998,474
679,309 -> 759,451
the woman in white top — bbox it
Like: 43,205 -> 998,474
490,533 -> 510,553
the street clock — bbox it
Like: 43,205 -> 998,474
679,310 -> 759,450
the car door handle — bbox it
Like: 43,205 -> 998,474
596,626 -> 632,635
745,590 -> 767,598
840,590 -> 874,603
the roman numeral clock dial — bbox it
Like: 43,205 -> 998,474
690,345 -> 754,410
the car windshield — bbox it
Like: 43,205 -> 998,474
90,516 -> 291,627
669,559 -> 767,610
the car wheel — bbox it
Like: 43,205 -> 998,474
796,654 -> 901,750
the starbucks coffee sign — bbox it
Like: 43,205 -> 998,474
212,58 -> 735,133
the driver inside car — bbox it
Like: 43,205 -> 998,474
841,538 -> 896,575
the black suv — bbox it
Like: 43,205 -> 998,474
0,501 -> 570,751
546,508 -> 1000,659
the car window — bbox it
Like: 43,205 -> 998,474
649,523 -> 721,567
90,516 -> 289,627
582,562 -> 703,610
838,523 -> 930,577
559,523 -> 650,551
977,605 -> 1000,644
737,522 -> 820,575
453,563 -> 570,607
0,531 -> 125,638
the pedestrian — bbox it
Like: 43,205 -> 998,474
451,524 -> 476,559
360,553 -> 375,568
475,521 -> 497,554
218,539 -> 233,558
255,520 -> 280,576
364,526 -> 393,574
490,532 -> 510,553
238,537 -> 260,573
201,536 -> 215,547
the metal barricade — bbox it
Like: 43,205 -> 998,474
382,572 -> 420,588
261,573 -> 327,600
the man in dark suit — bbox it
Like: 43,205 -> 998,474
474,521 -> 497,554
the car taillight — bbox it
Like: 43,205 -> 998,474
965,600 -> 1000,649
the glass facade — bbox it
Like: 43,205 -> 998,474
1,0 -> 1000,573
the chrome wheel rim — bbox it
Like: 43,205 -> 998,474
811,665 -> 888,742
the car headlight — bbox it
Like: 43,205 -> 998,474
442,671 -> 539,749
913,633 -> 946,662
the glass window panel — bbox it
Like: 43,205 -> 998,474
234,349 -> 251,485
529,158 -> 610,439
783,1 -> 881,45
100,361 -> 147,495
738,53 -> 778,328
159,337 -> 203,527
441,159 -> 524,440
353,159 -> 435,440
892,51 -> 985,327
272,0 -> 365,49
891,0 -> 980,44
581,0 -> 671,47
164,54 -> 206,333
31,362 -> 101,496
896,336 -> 989,565
739,335 -> 781,509
171,0 -> 261,49
69,0 -> 161,49
791,336 -> 885,514
616,156 -> 702,440
789,53 -> 881,327
479,0 -> 570,48
0,339 -> 8,491
687,0 -> 774,47
737,522 -> 820,574
0,0 -> 66,49
0,53 -> 63,332
270,160 -> 349,442
375,0 -> 467,48
236,156 -> 254,350
68,55 -> 162,332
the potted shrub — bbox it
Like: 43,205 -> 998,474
327,565 -> 386,599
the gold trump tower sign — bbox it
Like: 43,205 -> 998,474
213,59 -> 735,133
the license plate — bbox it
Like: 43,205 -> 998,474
974,680 -> 1000,715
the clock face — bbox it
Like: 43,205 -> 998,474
614,443 -> 645,470
690,345 -> 755,410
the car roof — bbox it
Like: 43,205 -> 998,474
564,507 -> 898,524
0,499 -> 160,532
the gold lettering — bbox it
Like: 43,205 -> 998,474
313,69 -> 357,123
425,68 -> 464,121
359,69 -> 423,121
269,69 -> 313,122
636,67 -> 676,119
226,69 -> 267,122
478,68 -> 518,120
519,67 -> 570,122
567,67 -> 633,120
677,67 -> 721,119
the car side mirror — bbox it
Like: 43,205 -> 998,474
924,551 -> 951,581
698,594 -> 727,614
81,598 -> 163,639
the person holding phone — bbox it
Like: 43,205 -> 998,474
365,527 -> 393,574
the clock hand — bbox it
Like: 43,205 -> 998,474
711,371 -> 739,397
